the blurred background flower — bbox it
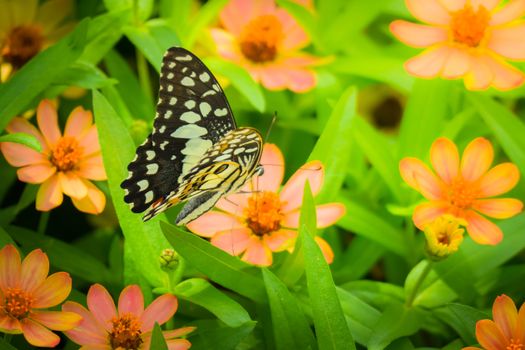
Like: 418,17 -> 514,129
423,214 -> 465,260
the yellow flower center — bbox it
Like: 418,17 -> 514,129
1,25 -> 44,69
244,191 -> 283,235
50,137 -> 83,172
450,4 -> 490,47
109,313 -> 143,350
507,339 -> 523,350
447,178 -> 478,210
239,15 -> 283,63
2,287 -> 34,319
423,215 -> 465,260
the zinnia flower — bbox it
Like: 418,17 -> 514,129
187,144 -> 346,266
0,0 -> 74,78
211,0 -> 319,92
390,0 -> 525,90
423,214 -> 465,260
463,294 -> 525,349
400,137 -> 523,245
0,244 -> 81,347
0,99 -> 107,214
62,284 -> 194,350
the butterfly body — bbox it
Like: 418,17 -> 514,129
121,47 -> 263,224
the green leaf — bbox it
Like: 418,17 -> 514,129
184,0 -> 228,48
161,222 -> 266,302
93,90 -> 169,286
0,226 -> 14,247
54,62 -> 116,89
0,19 -> 89,132
104,0 -> 153,21
300,182 -> 356,350
150,322 -> 169,350
204,58 -> 265,112
0,338 -> 17,350
173,278 -> 251,327
189,319 -> 256,350
309,86 -> 357,202
262,268 -> 317,350
0,133 -> 41,152
436,303 -> 488,345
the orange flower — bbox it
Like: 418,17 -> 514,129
390,0 -> 525,90
463,294 -> 525,349
187,144 -> 345,266
63,284 -> 194,349
0,244 -> 81,347
400,137 -> 523,245
211,0 -> 318,92
0,99 -> 107,214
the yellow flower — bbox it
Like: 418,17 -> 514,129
423,215 -> 466,260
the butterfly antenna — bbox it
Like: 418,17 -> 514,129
264,112 -> 277,145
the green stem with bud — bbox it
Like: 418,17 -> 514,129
405,260 -> 433,307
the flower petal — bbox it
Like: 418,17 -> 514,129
255,143 -> 285,192
404,45 -> 451,78
439,0 -> 467,11
62,301 -> 107,345
71,180 -> 106,215
478,163 -> 520,197
140,294 -> 178,332
87,284 -> 117,332
399,158 -> 444,200
219,0 -> 258,35
390,20 -> 447,47
484,55 -> 525,91
258,64 -> 316,92
77,155 -> 107,181
0,244 -> 21,289
65,107 -> 92,138
211,29 -> 242,62
406,0 -> 451,24
187,211 -> 244,237
464,210 -> 503,245
167,339 -> 193,350
262,229 -> 296,252
476,319 -> 509,350
211,228 -> 252,255
5,117 -> 47,152
162,327 -> 196,339
32,272 -> 72,308
20,249 -> 49,292
280,160 -> 324,212
242,236 -> 272,266
491,0 -> 525,25
1,142 -> 46,167
460,137 -> 494,182
473,198 -> 523,219
276,8 -> 309,50
215,193 -> 250,215
58,171 -> 88,199
37,100 -> 61,148
472,0 -> 501,11
464,55 -> 494,90
36,175 -> 64,211
282,203 -> 346,228
412,201 -> 449,229
488,22 -> 525,60
0,311 -> 22,333
30,310 -> 82,331
492,294 -> 519,340
20,318 -> 60,348
315,236 -> 334,264
441,47 -> 471,79
118,285 -> 144,317
17,164 -> 56,184
430,137 -> 459,184
78,125 -> 101,156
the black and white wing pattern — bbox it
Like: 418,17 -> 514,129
121,47 -> 263,224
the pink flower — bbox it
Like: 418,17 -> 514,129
390,0 -> 525,90
211,0 -> 319,92
62,284 -> 194,350
187,144 -> 345,266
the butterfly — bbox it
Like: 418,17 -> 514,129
120,47 -> 263,225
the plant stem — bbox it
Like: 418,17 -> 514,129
37,211 -> 50,235
136,50 -> 153,106
170,256 -> 186,288
405,260 -> 433,307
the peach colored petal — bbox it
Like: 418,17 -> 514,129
77,155 -> 107,181
285,68 -> 317,93
430,137 -> 459,184
412,201 -> 449,229
17,163 -> 56,184
32,272 -> 71,308
280,160 -> 324,212
37,100 -> 61,148
473,198 -> 523,219
404,45 -> 450,78
219,0 -> 259,35
140,294 -> 178,332
215,192 -> 250,215
254,143 -> 285,192
211,29 -> 242,62
275,8 -> 309,50
187,211 -> 244,237
5,117 -> 47,151
0,311 -> 22,332
478,163 -> 520,197
62,301 -> 107,344
439,0 -> 467,11
1,142 -> 46,167
464,55 -> 494,90
118,285 -> 144,317
281,203 -> 346,228
211,228 -> 252,255
36,175 -> 63,211
71,180 -> 106,215
0,244 -> 21,289
460,137 -> 494,182
406,0 -> 451,24
258,64 -> 316,92
87,284 -> 117,332
390,20 -> 447,47
65,107 -> 92,138
315,236 -> 334,264
258,65 -> 290,91
58,171 -> 88,199
263,229 -> 296,251
20,318 -> 60,348
20,249 -> 49,292
464,210 -> 503,245
473,0 -> 501,11
399,158 -> 444,200
242,236 -> 272,266
488,23 -> 525,60
485,56 -> 525,91
476,319 -> 508,349
78,126 -> 101,156
441,47 -> 471,79
492,294 -> 519,340
30,310 -> 82,331
166,339 -> 193,350
162,326 -> 196,339
491,0 -> 525,25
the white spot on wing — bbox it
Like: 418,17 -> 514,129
202,90 -> 216,97
214,108 -> 228,117
164,110 -> 173,119
180,111 -> 201,123
171,124 -> 207,138
146,150 -> 155,160
199,102 -> 211,117
145,190 -> 154,203
199,72 -> 210,82
181,77 -> 195,87
181,138 -> 213,156
175,54 -> 192,61
137,179 -> 149,191
146,163 -> 159,175
169,97 -> 177,105
185,100 -> 196,109
167,72 -> 174,79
